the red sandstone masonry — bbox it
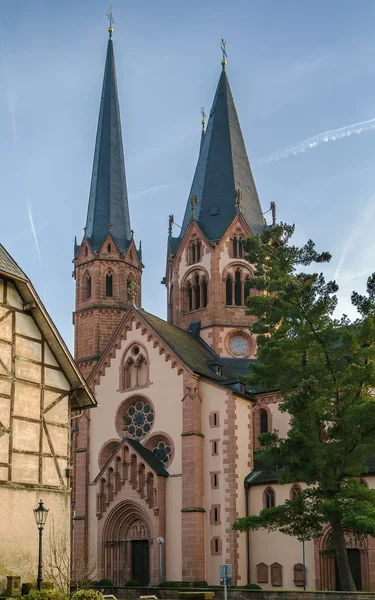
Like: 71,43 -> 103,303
223,392 -> 240,583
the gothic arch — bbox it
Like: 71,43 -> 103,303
222,263 -> 255,306
119,342 -> 150,391
263,486 -> 276,509
104,267 -> 115,298
253,405 -> 272,450
82,270 -> 92,300
181,266 -> 209,312
98,438 -> 121,470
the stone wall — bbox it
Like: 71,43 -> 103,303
91,587 -> 375,600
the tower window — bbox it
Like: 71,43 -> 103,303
195,273 -> 200,310
235,270 -> 242,306
196,241 -> 201,261
106,273 -> 113,297
202,278 -> 208,308
107,243 -> 111,253
233,236 -> 238,258
226,274 -> 233,305
187,282 -> 192,312
239,238 -> 243,258
260,409 -> 268,435
85,274 -> 91,300
192,244 -> 196,264
85,246 -> 88,258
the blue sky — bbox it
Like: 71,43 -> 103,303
1,0 -> 375,350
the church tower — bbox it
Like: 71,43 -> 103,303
166,48 -> 266,359
73,26 -> 142,378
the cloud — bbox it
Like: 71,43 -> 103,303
256,117 -> 375,166
130,183 -> 173,200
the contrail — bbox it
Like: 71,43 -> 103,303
334,191 -> 375,282
257,117 -> 375,166
130,184 -> 173,200
27,199 -> 41,263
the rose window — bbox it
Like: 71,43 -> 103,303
126,400 -> 154,439
152,441 -> 172,465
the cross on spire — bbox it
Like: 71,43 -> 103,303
221,39 -> 227,69
201,106 -> 206,129
106,7 -> 115,36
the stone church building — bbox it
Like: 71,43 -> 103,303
71,27 -> 375,591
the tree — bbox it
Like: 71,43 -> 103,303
233,223 -> 375,591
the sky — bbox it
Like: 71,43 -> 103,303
1,0 -> 375,351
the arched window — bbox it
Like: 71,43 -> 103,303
121,345 -> 149,391
195,273 -> 200,310
85,274 -> 91,300
264,487 -> 275,509
106,273 -> 113,297
196,241 -> 201,261
226,274 -> 233,305
127,277 -> 133,302
233,236 -> 238,258
235,270 -> 242,306
187,282 -> 192,312
107,243 -> 111,253
239,238 -> 243,258
260,409 -> 268,434
202,278 -> 208,308
191,244 -> 196,264
290,484 -> 302,499
244,276 -> 251,302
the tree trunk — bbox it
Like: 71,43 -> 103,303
330,520 -> 356,591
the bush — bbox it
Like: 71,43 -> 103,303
158,581 -> 186,588
123,580 -> 140,587
240,584 -> 262,590
25,591 -> 67,600
71,591 -> 103,600
96,579 -> 113,587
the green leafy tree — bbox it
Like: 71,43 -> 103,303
233,223 -> 375,591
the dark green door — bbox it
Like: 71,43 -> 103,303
132,540 -> 149,585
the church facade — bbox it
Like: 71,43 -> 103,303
71,28 -> 375,590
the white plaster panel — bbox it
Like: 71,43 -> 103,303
42,430 -> 50,454
15,359 -> 41,383
0,379 -> 11,396
7,283 -> 23,309
14,381 -> 41,420
0,342 -> 11,372
0,466 -> 7,480
44,390 -> 63,409
13,419 -> 40,452
12,453 -> 39,484
15,312 -> 41,339
0,487 -> 70,594
42,456 -> 61,486
46,423 -> 68,456
0,396 -> 10,429
0,309 -> 12,342
44,367 -> 70,391
15,336 -> 42,362
44,396 -> 68,425
0,434 -> 9,463
44,342 -> 59,367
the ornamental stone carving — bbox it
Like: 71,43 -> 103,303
293,562 -> 304,587
271,562 -> 283,587
256,562 -> 268,583
127,519 -> 148,540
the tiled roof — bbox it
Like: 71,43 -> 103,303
0,245 -> 28,281
126,437 -> 169,477
179,68 -> 266,242
84,37 -> 131,254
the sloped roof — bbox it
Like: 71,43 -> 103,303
179,68 -> 266,242
84,36 -> 131,254
0,245 -> 96,410
127,437 -> 168,477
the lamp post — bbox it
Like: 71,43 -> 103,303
156,536 -> 164,584
33,499 -> 49,591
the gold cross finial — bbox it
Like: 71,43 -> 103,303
127,281 -> 140,306
191,195 -> 197,219
106,7 -> 115,37
221,39 -> 227,69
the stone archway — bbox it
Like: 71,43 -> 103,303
315,527 -> 370,591
101,501 -> 154,586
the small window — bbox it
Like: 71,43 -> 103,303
214,538 -> 219,553
214,507 -> 219,522
212,473 -> 219,488
85,246 -> 88,258
290,484 -> 302,499
130,250 -> 133,261
187,282 -> 192,312
233,236 -> 238,258
235,270 -> 242,306
192,244 -> 196,264
195,273 -> 200,310
264,487 -> 275,509
107,244 -> 111,253
226,274 -> 233,305
239,238 -> 243,258
85,275 -> 91,300
212,440 -> 219,455
260,409 -> 268,434
202,278 -> 208,308
211,412 -> 219,427
106,273 -> 113,297
196,241 -> 201,262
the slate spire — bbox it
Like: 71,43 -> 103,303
85,32 -> 131,253
180,65 -> 266,241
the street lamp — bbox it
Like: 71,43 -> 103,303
156,536 -> 164,584
33,500 -> 49,591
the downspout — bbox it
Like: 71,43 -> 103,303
245,481 -> 250,584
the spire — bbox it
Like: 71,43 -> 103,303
180,62 -> 265,241
85,31 -> 131,253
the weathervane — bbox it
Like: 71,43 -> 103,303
106,7 -> 115,36
221,39 -> 227,69
168,215 -> 174,237
201,106 -> 206,129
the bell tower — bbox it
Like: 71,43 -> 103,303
73,26 -> 142,379
165,46 -> 266,360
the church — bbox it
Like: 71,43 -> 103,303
71,24 -> 375,591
